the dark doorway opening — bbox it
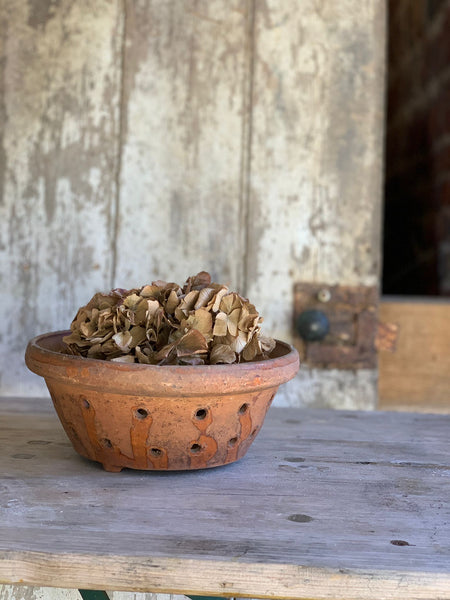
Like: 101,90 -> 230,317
383,0 -> 449,295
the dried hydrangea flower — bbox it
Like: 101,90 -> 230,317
63,272 -> 276,366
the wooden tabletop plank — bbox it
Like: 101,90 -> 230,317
1,397 -> 449,599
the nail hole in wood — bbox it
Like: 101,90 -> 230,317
287,514 -> 313,523
390,539 -> 410,546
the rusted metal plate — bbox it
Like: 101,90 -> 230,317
293,283 -> 378,369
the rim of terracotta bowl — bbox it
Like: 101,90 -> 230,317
25,330 -> 300,396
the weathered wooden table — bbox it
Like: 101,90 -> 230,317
1,397 -> 449,600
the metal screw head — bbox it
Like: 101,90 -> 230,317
296,309 -> 330,342
317,288 -> 331,303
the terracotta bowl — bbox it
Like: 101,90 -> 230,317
25,331 -> 299,472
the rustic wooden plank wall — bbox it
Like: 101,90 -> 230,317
0,0 -> 123,397
247,0 -> 386,409
115,0 -> 252,290
0,0 -> 386,406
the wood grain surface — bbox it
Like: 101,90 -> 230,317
0,0 -> 123,397
247,0 -> 386,337
245,0 -> 386,409
1,397 -> 449,599
378,298 -> 450,413
114,0 -> 252,290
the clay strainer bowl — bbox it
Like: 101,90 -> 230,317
25,331 -> 299,472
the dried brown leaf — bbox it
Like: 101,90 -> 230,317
129,326 -> 147,348
165,289 -> 180,313
146,299 -> 161,322
183,271 -> 211,293
194,287 -> 216,310
87,292 -> 119,311
135,345 -> 157,364
259,334 -> 276,355
182,308 -> 213,340
176,329 -> 209,357
213,312 -> 228,337
87,343 -> 104,359
100,339 -> 122,355
210,344 -> 236,365
226,308 -> 241,337
62,332 -> 90,347
140,285 -> 160,298
175,290 -> 199,321
230,330 -> 248,354
219,293 -> 243,315
89,331 -> 114,345
242,334 -> 261,361
112,331 -> 133,353
211,286 -> 229,312
110,355 -> 136,363
155,343 -> 175,362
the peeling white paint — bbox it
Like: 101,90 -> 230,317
0,0 -> 123,396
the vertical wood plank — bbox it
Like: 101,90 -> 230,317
378,299 -> 450,412
247,0 -> 386,408
114,0 -> 252,289
0,0 -> 123,395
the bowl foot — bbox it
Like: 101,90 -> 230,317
102,463 -> 123,473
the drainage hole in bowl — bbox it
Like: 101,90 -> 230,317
101,438 -> 112,448
228,437 -> 238,447
150,448 -> 162,457
190,443 -> 202,454
195,408 -> 208,420
135,408 -> 148,419
238,403 -> 249,415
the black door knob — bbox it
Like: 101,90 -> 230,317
296,309 -> 330,342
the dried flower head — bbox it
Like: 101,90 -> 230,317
63,272 -> 276,366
